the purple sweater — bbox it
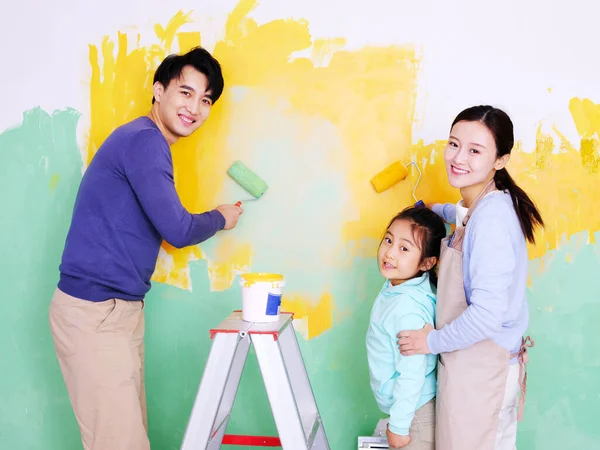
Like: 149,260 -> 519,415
58,116 -> 225,302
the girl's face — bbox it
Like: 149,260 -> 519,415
378,219 -> 434,286
444,120 -> 509,194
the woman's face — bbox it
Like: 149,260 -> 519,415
444,120 -> 506,191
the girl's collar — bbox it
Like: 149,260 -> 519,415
383,272 -> 429,291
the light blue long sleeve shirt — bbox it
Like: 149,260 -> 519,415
366,273 -> 437,435
429,191 -> 529,359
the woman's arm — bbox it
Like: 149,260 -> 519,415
431,203 -> 457,224
429,207 -> 515,353
398,204 -> 516,356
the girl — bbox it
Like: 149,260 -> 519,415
398,105 -> 544,450
366,206 -> 446,449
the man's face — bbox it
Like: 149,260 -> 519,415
152,65 -> 214,144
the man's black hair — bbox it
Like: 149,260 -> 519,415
152,46 -> 224,104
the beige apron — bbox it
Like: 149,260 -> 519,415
435,180 -> 533,450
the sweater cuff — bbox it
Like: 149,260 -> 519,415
387,422 -> 410,436
427,329 -> 441,355
210,209 -> 227,231
432,203 -> 445,219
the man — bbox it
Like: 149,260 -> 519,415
49,47 -> 242,450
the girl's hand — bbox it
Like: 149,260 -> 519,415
386,428 -> 411,448
398,323 -> 434,356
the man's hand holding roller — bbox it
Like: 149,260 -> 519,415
216,204 -> 243,230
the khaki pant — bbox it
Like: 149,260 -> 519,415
374,399 -> 435,450
49,288 -> 149,450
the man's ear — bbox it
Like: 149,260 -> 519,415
420,256 -> 437,272
152,82 -> 165,103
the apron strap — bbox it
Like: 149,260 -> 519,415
510,336 -> 535,421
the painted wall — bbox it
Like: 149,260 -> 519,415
1,0 -> 599,448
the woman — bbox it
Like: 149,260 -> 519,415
398,105 -> 543,450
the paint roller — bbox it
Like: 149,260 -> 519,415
370,160 -> 425,207
227,160 -> 268,207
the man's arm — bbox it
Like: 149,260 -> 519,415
123,130 -> 226,248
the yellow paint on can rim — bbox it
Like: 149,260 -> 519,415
240,272 -> 284,287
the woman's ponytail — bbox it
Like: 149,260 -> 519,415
494,168 -> 544,244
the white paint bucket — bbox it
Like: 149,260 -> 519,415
239,273 -> 285,323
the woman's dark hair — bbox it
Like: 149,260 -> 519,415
152,46 -> 224,104
384,206 -> 447,287
451,105 -> 544,244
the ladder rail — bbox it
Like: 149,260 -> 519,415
180,311 -> 330,450
279,323 -> 320,416
206,333 -> 251,449
252,332 -> 308,449
279,323 -> 330,448
181,332 -> 250,450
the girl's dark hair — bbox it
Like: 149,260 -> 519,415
385,206 -> 447,287
451,105 -> 544,243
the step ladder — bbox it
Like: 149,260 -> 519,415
180,311 -> 330,449
357,436 -> 389,449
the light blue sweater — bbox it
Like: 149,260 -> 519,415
429,191 -> 529,359
366,273 -> 437,435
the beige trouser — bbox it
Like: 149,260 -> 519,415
374,399 -> 435,450
49,288 -> 149,450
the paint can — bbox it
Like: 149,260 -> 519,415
239,273 -> 285,323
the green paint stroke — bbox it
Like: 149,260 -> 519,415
143,255 -> 383,450
1,106 -> 598,450
0,107 -> 83,449
518,231 -> 600,449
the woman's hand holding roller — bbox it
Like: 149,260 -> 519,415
216,204 -> 243,230
398,323 -> 434,356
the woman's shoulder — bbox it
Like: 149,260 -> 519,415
471,191 -> 518,223
468,190 -> 525,241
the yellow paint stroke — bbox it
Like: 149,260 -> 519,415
86,0 -> 423,292
401,109 -> 600,264
213,0 -> 426,257
240,272 -> 284,287
505,99 -> 600,261
281,292 -> 333,340
152,243 -> 203,291
311,38 -> 346,66
85,0 -> 600,340
206,237 -> 253,291
49,174 -> 60,190
344,98 -> 600,262
86,9 -> 194,159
